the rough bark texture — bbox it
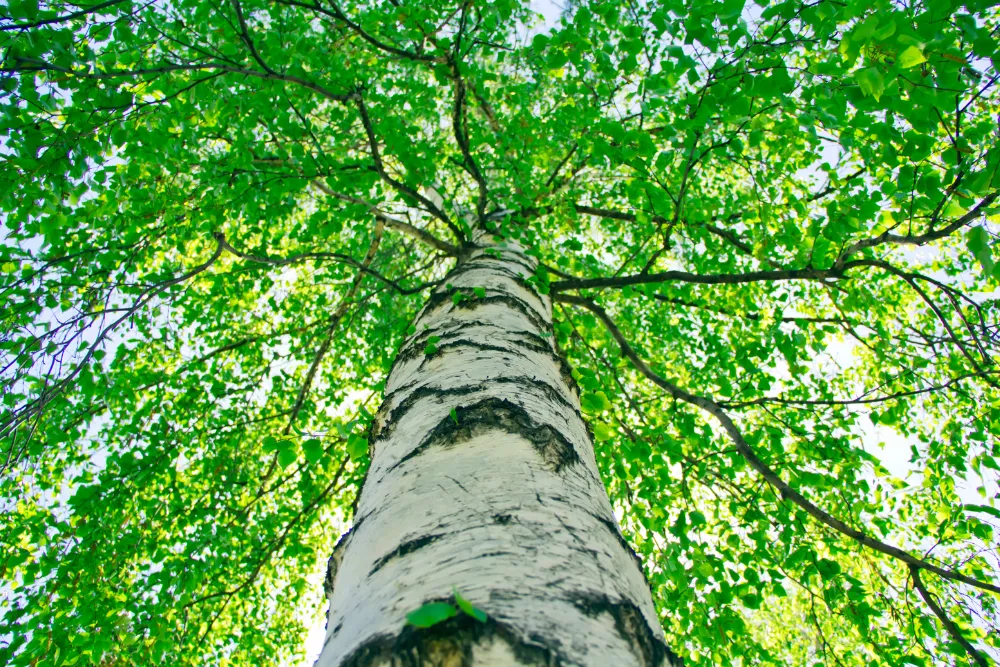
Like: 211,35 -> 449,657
316,230 -> 679,667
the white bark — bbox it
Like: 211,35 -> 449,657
316,231 -> 678,666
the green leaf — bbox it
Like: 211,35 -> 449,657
581,391 -> 611,414
406,602 -> 457,628
816,559 -> 842,581
302,439 -> 324,463
449,407 -> 459,425
855,67 -> 885,101
871,210 -> 896,235
593,422 -> 614,442
453,589 -> 487,622
966,226 -> 994,275
966,226 -> 989,254
897,46 -> 926,69
277,448 -> 297,469
335,421 -> 356,439
852,15 -> 879,43
473,287 -> 486,298
346,434 -> 368,460
811,235 -> 835,268
874,20 -> 896,40
964,504 -> 1000,520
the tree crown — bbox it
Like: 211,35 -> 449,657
2,0 -> 999,665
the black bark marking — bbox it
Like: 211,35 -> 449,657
400,320 -> 552,359
446,262 -> 545,307
447,261 -> 529,284
464,249 -> 538,276
392,397 -> 580,473
386,298 -> 552,382
568,593 -> 683,667
452,293 -> 550,332
369,534 -> 443,577
373,384 -> 479,441
375,373 -> 578,443
414,279 -> 547,330
426,338 -> 520,362
337,610 -> 558,667
326,517 -> 364,597
324,551 -> 339,598
463,374 -> 577,412
410,328 -> 569,386
387,324 -> 451,371
415,287 -> 550,335
492,513 -> 513,524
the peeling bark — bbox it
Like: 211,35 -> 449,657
317,231 -> 679,667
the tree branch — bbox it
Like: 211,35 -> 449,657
353,97 -> 465,242
231,0 -> 276,74
270,0 -> 446,63
838,193 -> 998,265
0,237 -> 225,440
215,232 -> 438,295
550,265 -> 841,292
310,181 -> 459,256
557,293 -> 1000,597
573,204 -> 780,268
0,0 -> 128,31
3,56 -> 357,103
910,566 -> 989,667
451,64 -> 489,220
721,370 -> 997,408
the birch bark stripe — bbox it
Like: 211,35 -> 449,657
317,231 -> 678,666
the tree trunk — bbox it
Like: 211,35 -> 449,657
316,230 -> 677,667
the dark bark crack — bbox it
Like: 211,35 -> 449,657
369,534 -> 443,577
375,374 -> 578,444
451,293 -> 550,332
337,610 -> 558,667
326,517 -> 364,597
391,397 -> 580,473
413,287 -> 550,335
463,249 -> 538,276
567,592 -> 683,667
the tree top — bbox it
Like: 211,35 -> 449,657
1,0 -> 999,665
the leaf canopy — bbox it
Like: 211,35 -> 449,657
2,0 -> 1000,665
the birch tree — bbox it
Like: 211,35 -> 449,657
2,0 -> 1000,665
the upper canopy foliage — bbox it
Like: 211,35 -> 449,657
2,0 -> 999,665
